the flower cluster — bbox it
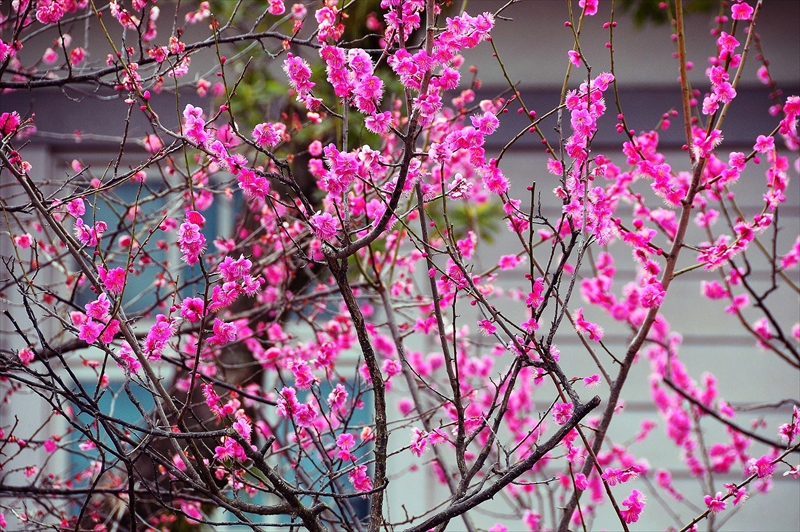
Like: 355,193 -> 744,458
178,211 -> 206,265
70,294 -> 120,345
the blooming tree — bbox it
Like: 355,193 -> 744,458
0,0 -> 798,531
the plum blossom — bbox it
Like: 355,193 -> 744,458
336,433 -> 356,461
14,234 -> 33,248
748,455 -> 777,478
578,0 -> 599,16
753,134 -> 775,153
552,402 -> 574,425
620,489 -> 646,523
36,0 -> 66,25
98,266 -> 126,295
348,464 -> 373,492
17,348 -> 35,366
253,122 -> 286,148
731,2 -> 754,20
310,211 -> 339,241
574,308 -> 604,341
178,211 -> 206,265
268,0 -> 285,16
143,314 -> 176,360
704,492 -> 726,513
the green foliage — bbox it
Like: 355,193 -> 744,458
620,0 -> 717,26
429,197 -> 505,245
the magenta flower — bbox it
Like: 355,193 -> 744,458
348,464 -> 373,492
36,0 -> 65,25
620,489 -> 646,523
17,348 -> 35,366
99,266 -> 127,294
253,122 -> 286,148
753,134 -> 775,153
731,2 -> 754,20
704,492 -> 726,513
748,455 -> 777,478
310,211 -> 339,241
14,234 -> 33,248
552,402 -> 574,425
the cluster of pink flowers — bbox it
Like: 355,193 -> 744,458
70,294 -> 121,345
283,53 -> 318,111
348,464 -> 373,492
36,0 -> 69,25
252,122 -> 286,148
96,266 -> 127,295
321,46 -> 384,116
177,211 -> 206,265
73,219 -> 107,247
620,489 -> 646,523
142,314 -> 176,360
275,387 -> 318,428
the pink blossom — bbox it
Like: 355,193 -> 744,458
574,308 -> 604,341
36,0 -> 66,25
14,233 -> 33,248
524,277 -> 545,308
142,134 -> 162,153
732,487 -> 748,505
0,111 -> 22,136
178,212 -> 206,265
781,236 -> 800,270
291,3 -> 307,20
0,40 -> 15,62
98,266 -> 126,294
117,343 -> 141,373
620,489 -> 646,523
547,158 -> 564,176
731,2 -> 754,20
748,455 -> 777,478
68,47 -> 85,66
143,314 -> 176,360
17,347 -> 35,366
583,374 -> 601,389
477,319 -> 496,336
66,198 -> 86,218
640,280 -> 665,308
365,111 -> 392,134
717,32 -> 739,55
219,255 -> 252,282
522,510 -> 541,531
753,134 -> 775,153
310,211 -> 339,241
180,297 -> 205,323
704,492 -> 726,513
470,111 -> 499,135
77,319 -> 104,343
233,414 -> 252,440
309,140 -> 323,156
348,464 -> 373,492
552,402 -> 574,425
336,433 -> 356,461
291,359 -> 319,389
209,318 -> 237,346
578,0 -> 599,16
327,383 -> 348,413
268,0 -> 285,16
253,122 -> 286,148
498,255 -> 522,270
